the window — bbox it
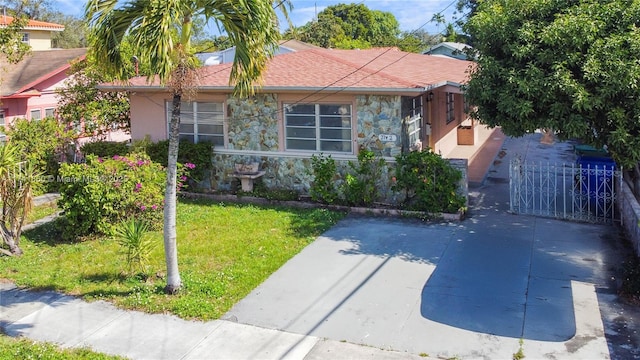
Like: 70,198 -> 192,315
30,109 -> 41,121
284,103 -> 352,153
0,110 -> 4,127
45,108 -> 55,118
21,33 -> 29,44
446,92 -> 455,124
166,101 -> 224,145
403,96 -> 423,147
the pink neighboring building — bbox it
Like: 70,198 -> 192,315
1,48 -> 87,127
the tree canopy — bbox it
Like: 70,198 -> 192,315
284,3 -> 435,52
465,0 -> 640,167
1,0 -> 87,48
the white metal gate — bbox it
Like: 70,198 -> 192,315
509,157 -> 622,223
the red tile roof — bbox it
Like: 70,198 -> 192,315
113,47 -> 474,93
0,15 -> 64,31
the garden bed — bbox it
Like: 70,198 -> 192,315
181,191 -> 466,221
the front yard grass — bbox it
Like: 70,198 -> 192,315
0,198 -> 346,320
25,201 -> 59,225
0,334 -> 125,360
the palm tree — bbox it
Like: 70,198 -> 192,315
85,0 -> 285,294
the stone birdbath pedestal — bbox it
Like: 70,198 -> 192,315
232,162 -> 265,192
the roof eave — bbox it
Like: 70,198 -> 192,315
99,85 -> 430,95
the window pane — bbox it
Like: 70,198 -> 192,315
45,108 -> 55,118
198,113 -> 223,123
179,123 -> 194,133
180,112 -> 194,123
287,127 -> 316,138
320,104 -> 350,116
198,135 -> 223,146
286,115 -> 315,126
286,104 -> 314,114
179,134 -> 195,142
320,116 -> 349,127
287,139 -> 316,150
30,109 -> 41,120
197,102 -> 223,112
321,140 -> 351,152
321,128 -> 351,140
198,124 -> 223,135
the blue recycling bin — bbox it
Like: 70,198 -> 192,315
576,155 -> 616,199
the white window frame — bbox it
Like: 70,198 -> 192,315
284,103 -> 353,153
30,109 -> 41,121
21,33 -> 29,44
166,101 -> 225,145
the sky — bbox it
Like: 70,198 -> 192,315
50,0 -> 461,36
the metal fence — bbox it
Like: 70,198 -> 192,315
509,157 -> 622,223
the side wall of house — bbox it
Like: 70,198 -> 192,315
27,30 -> 53,51
430,88 -> 466,156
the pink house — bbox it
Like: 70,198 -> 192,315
1,48 -> 87,127
102,46 -> 496,196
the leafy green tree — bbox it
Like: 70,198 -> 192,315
286,3 -> 403,49
6,117 -> 74,194
86,0 -> 286,294
56,46 -> 138,137
1,0 -> 87,49
47,13 -> 87,48
0,14 -> 29,63
465,0 -> 640,168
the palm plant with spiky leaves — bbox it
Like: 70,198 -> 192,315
0,144 -> 40,257
85,0 -> 287,294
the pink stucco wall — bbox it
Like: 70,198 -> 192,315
2,70 -> 69,124
130,93 -> 168,142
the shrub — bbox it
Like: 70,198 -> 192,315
341,148 -> 386,206
81,140 -> 130,158
5,117 -> 74,193
114,218 -> 156,275
392,150 -> 466,213
57,153 -> 166,240
145,140 -> 212,182
310,154 -> 339,204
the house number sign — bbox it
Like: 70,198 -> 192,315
379,134 -> 397,142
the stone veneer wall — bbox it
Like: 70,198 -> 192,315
356,95 -> 403,157
226,94 -> 279,151
209,93 -> 467,205
617,180 -> 640,257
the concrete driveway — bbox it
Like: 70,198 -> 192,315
225,134 -> 639,359
225,214 -> 617,359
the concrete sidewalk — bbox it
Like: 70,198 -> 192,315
2,132 -> 639,359
1,282 -> 423,359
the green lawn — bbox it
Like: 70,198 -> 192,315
0,198 -> 345,320
0,334 -> 125,360
26,201 -> 59,225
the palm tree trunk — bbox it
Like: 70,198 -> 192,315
163,93 -> 182,294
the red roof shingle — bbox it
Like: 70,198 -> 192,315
116,47 -> 474,92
